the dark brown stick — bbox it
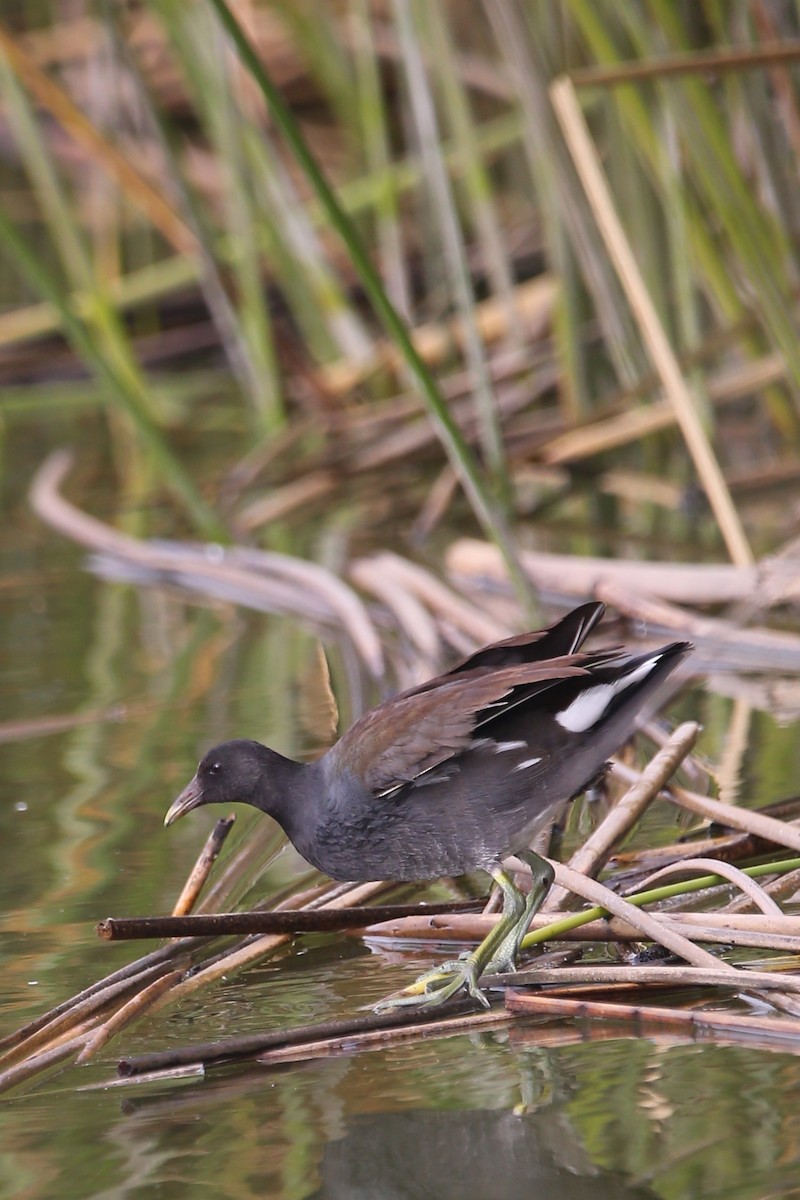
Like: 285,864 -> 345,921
97,899 -> 485,941
255,1008 -> 510,1066
118,996 -> 487,1076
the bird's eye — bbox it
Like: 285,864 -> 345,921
207,762 -> 222,776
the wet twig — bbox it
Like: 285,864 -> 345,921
117,998 -> 503,1078
171,815 -> 236,917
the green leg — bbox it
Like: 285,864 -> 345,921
374,851 -> 555,1012
485,851 -> 554,974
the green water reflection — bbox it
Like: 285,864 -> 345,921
3,1035 -> 800,1199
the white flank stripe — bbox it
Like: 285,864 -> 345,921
513,756 -> 542,772
555,655 -> 662,733
494,740 -> 528,754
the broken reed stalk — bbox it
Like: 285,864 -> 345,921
0,816 -> 248,1083
171,815 -> 236,916
254,1008 -> 509,1067
363,908 -> 800,952
55,881 -> 400,1069
114,953 -> 800,1081
549,72 -> 753,568
635,857 -> 782,915
542,721 -> 699,911
75,970 -> 186,1064
491,964 -> 800,995
503,991 -> 800,1051
668,784 -> 800,853
745,866 -> 800,905
9,715 -> 800,1090
141,881 -> 394,1013
538,861 -> 722,969
97,898 -> 486,941
609,830 -> 780,874
543,864 -> 800,1016
0,1031 -> 94,1095
523,858 -> 800,942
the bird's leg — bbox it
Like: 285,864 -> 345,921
373,851 -> 555,1011
484,850 -> 554,975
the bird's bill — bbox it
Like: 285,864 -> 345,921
164,775 -> 204,826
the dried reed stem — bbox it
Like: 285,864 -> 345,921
171,815 -> 236,916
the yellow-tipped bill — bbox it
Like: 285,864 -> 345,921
164,774 -> 203,826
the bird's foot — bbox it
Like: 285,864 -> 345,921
373,853 -> 555,1012
373,952 -> 490,1011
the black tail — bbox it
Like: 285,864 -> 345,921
450,602 -> 606,675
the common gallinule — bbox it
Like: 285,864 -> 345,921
165,602 -> 691,1007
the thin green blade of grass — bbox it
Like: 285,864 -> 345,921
0,50 -> 164,430
209,24 -> 283,431
160,0 -> 374,370
268,0 -> 362,137
0,108 -> 528,354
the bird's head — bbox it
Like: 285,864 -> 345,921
164,739 -> 268,826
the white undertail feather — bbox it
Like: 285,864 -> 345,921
554,655 -> 662,734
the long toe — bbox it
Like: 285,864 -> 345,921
374,958 -> 491,1011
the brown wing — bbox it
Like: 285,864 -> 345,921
375,602 -> 605,708
330,660 -> 588,797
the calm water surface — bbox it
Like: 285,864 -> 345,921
3,424 -> 800,1200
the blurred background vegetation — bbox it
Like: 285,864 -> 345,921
2,0 -> 799,572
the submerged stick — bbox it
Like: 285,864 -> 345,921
97,899 -> 484,941
76,970 -> 185,1064
0,960 -> 183,1070
255,1008 -> 510,1066
117,997 -> 491,1077
0,940 -> 198,1056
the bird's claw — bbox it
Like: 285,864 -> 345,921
373,955 -> 491,1011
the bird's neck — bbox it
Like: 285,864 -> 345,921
248,746 -> 320,838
